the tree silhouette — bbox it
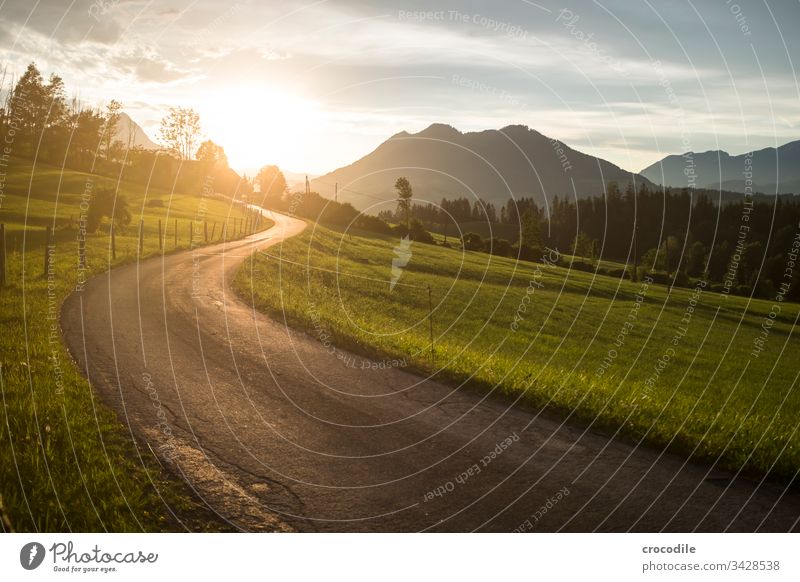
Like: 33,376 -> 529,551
196,140 -> 228,166
9,63 -> 47,153
395,177 -> 413,229
159,106 -> 201,159
685,241 -> 707,277
572,232 -> 594,258
521,209 -> 542,256
102,100 -> 122,161
256,165 -> 287,205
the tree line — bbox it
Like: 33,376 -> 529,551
0,61 -> 246,198
381,182 -> 800,301
5,61 -> 797,300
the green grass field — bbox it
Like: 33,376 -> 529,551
0,158 -> 270,531
235,223 -> 800,479
560,253 -> 629,272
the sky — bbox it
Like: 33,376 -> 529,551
1,0 -> 799,177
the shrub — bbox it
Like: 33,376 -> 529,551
511,243 -> 535,261
485,237 -> 511,257
672,270 -> 689,287
462,232 -> 484,251
646,271 -> 672,286
87,187 -> 132,232
355,213 -> 392,234
409,218 -> 434,244
606,267 -> 629,278
564,260 -> 595,273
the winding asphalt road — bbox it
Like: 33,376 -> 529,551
61,210 -> 800,532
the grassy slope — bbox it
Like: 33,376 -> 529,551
235,223 -> 800,479
0,158 -> 271,532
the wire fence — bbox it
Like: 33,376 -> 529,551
0,206 -> 265,283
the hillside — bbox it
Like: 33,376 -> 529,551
310,124 -> 654,210
235,223 -> 800,478
0,157 -> 267,531
640,140 -> 800,194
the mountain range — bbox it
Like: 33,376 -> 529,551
123,112 -> 799,202
310,124 -> 654,210
640,141 -> 800,194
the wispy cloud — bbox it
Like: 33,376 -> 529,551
0,0 -> 797,174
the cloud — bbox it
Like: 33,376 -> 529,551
0,0 -> 797,176
0,0 -> 124,45
111,52 -> 196,84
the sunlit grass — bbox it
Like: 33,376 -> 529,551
236,223 -> 800,479
0,158 -> 271,531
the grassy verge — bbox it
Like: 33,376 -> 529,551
0,158 -> 272,532
234,222 -> 800,480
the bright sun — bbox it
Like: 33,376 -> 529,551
198,85 -> 320,173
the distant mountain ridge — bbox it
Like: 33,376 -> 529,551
310,124 -> 654,210
115,112 -> 159,150
640,140 -> 800,194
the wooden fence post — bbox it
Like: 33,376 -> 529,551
111,223 -> 116,260
78,228 -> 85,270
138,219 -> 144,255
210,222 -> 216,240
174,219 -> 178,247
427,284 -> 434,364
158,219 -> 163,250
189,222 -> 193,248
0,224 -> 5,287
204,221 -> 208,242
44,225 -> 52,276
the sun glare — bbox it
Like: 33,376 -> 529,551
198,85 -> 320,173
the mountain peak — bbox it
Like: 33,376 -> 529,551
115,112 -> 158,150
310,122 -> 653,210
499,124 -> 533,134
415,123 -> 462,139
641,139 -> 800,192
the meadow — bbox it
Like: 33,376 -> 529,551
236,222 -> 800,479
0,158 -> 268,531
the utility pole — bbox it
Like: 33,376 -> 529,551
335,182 -> 338,203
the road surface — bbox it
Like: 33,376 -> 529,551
61,210 -> 800,532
